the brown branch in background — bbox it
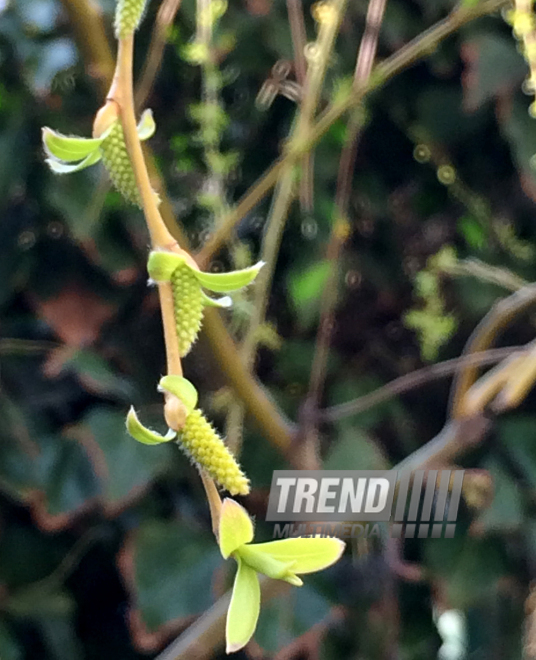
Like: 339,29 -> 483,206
154,577 -> 289,660
202,307 -> 296,451
224,0 -> 347,460
60,0 -> 115,95
135,0 -> 182,109
287,0 -> 308,85
322,346 -> 521,422
301,0 -> 388,452
450,283 -> 536,417
58,0 -> 294,452
196,0 -> 509,268
286,0 -> 314,213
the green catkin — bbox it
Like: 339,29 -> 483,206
171,262 -> 205,356
115,0 -> 149,38
99,121 -> 141,206
179,409 -> 250,495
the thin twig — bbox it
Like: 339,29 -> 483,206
111,35 -> 184,377
450,283 -> 536,417
135,0 -> 182,109
225,0 -> 347,456
303,0 -> 387,453
60,0 -> 115,95
286,0 -> 314,212
322,346 -> 521,422
196,0 -> 508,267
58,0 -> 295,453
287,0 -> 307,86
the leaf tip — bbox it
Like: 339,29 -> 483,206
226,640 -> 247,654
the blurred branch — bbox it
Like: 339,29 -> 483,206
135,0 -> 182,109
0,338 -> 59,355
286,0 -> 314,213
60,0 -> 115,97
303,0 -> 387,456
225,0 -> 346,456
450,283 -> 536,417
203,307 -> 295,451
322,346 -> 521,422
196,0 -> 509,267
58,0 -> 294,452
447,257 -> 528,292
394,415 -> 492,471
154,577 -> 289,660
287,0 -> 307,86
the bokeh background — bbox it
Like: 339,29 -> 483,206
0,0 -> 536,658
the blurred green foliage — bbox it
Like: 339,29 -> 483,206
2,0 -> 536,658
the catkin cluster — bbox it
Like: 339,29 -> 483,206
171,262 -> 205,356
115,0 -> 149,38
180,409 -> 250,495
99,121 -> 141,206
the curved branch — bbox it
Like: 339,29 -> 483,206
450,283 -> 536,417
323,346 -> 521,423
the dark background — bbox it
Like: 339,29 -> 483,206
0,0 -> 535,658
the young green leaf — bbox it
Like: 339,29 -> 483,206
226,558 -> 261,654
193,262 -> 264,293
219,498 -> 254,559
46,150 -> 102,174
147,251 -> 185,282
42,128 -> 105,161
158,376 -> 199,414
238,545 -> 302,585
137,109 -> 157,140
126,407 -> 176,445
249,537 -> 345,574
194,261 -> 264,293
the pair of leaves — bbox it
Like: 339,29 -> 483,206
218,499 -> 345,653
147,250 -> 264,308
42,109 -> 155,174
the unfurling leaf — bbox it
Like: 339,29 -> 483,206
238,544 -> 302,585
42,128 -> 106,161
147,251 -> 263,356
126,407 -> 176,444
249,537 -> 346,574
42,108 -> 155,206
219,499 -> 254,559
193,262 -> 265,293
226,558 -> 260,654
158,376 -> 199,414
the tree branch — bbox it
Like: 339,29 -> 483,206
450,283 -> 536,417
322,346 -> 521,422
58,0 -> 294,451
